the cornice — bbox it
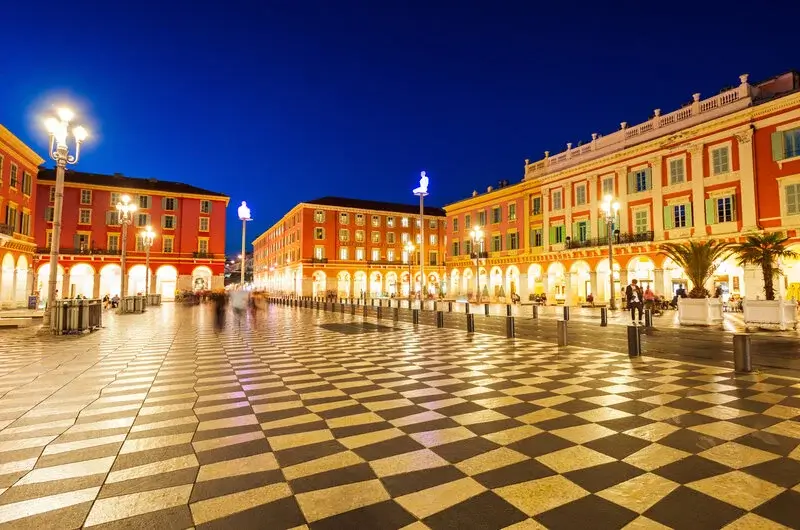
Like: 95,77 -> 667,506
0,125 -> 45,167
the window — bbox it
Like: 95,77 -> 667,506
371,249 -> 380,261
200,200 -> 212,214
508,203 -> 517,221
532,229 -> 543,247
371,231 -> 380,243
314,210 -> 325,223
772,128 -> 800,161
632,169 -> 649,193
402,250 -> 411,264
507,232 -> 519,250
670,204 -> 688,228
669,158 -> 685,184
46,231 -> 53,249
20,212 -> 30,236
108,234 -> 120,252
426,234 -> 435,245
339,229 -> 349,241
198,239 -> 209,254
339,212 -> 349,224
371,215 -> 380,227
80,190 -> 92,205
401,217 -> 409,227
138,195 -> 151,209
339,248 -> 349,260
355,214 -> 365,225
401,232 -> 409,243
315,246 -> 324,260
716,196 -> 734,223
355,230 -> 364,242
465,215 -> 471,229
314,227 -> 325,240
491,235 -> 502,252
528,196 -> 540,215
429,219 -> 437,229
576,221 -> 588,242
44,207 -> 54,222
492,207 -> 502,224
9,164 -> 18,188
786,184 -> 800,215
355,248 -> 364,261
75,234 -> 90,251
387,232 -> 395,244
163,197 -> 176,211
464,240 -> 472,255
552,190 -> 562,211
452,241 -> 460,256
429,252 -> 437,266
634,210 -> 649,233
711,147 -> 730,175
49,186 -> 56,202
387,249 -> 396,262
110,192 -> 120,206
5,206 -> 17,232
575,185 -> 587,206
602,177 -> 614,196
162,215 -> 176,229
22,173 -> 32,195
79,209 -> 91,224
416,234 -> 421,244
386,216 -> 395,228
478,210 -> 487,226
135,235 -> 145,252
163,236 -> 174,253
105,211 -> 119,225
452,218 -> 459,232
136,213 -> 150,227
552,225 -> 565,244
199,217 -> 210,232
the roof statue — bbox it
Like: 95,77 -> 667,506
238,201 -> 252,220
413,171 -> 429,196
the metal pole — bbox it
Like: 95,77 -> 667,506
144,243 -> 150,303
608,217 -> 616,310
120,222 -> 128,301
241,219 -> 246,287
44,153 -> 66,325
419,193 -> 425,298
474,250 -> 480,303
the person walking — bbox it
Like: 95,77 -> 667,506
625,279 -> 644,324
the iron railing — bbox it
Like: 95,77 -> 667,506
0,224 -> 15,236
311,257 -> 329,264
566,230 -> 654,249
36,247 -> 122,255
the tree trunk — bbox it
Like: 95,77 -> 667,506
762,262 -> 774,301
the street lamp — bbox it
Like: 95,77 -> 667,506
469,226 -> 485,302
600,194 -> 620,310
42,108 -> 88,325
413,171 -> 429,297
140,225 -> 156,304
404,241 -> 415,297
238,202 -> 252,287
116,195 -> 137,304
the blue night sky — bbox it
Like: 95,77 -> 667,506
2,1 -> 799,252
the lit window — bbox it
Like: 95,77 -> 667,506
387,249 -> 395,261
711,147 -> 730,175
575,185 -> 586,206
199,217 -> 210,231
552,191 -> 562,211
371,215 -> 380,227
429,234 -> 437,245
508,203 -> 517,220
602,178 -> 614,196
371,249 -> 380,261
339,248 -> 348,260
314,227 -> 325,240
669,158 -> 685,184
339,229 -> 349,241
79,209 -> 91,224
314,210 -> 325,222
401,217 -> 409,227
339,212 -> 349,224
356,248 -> 364,261
355,230 -> 364,242
355,214 -> 364,225
314,246 -> 324,259
386,216 -> 395,227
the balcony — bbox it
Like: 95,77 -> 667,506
565,230 -> 654,250
36,247 -> 122,256
311,257 -> 329,264
193,252 -> 215,259
0,224 -> 15,237
469,251 -> 490,260
367,259 -> 402,265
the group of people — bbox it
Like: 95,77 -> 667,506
624,279 -> 673,323
101,294 -> 120,309
212,288 -> 254,330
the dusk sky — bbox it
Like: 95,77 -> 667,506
2,0 -> 799,251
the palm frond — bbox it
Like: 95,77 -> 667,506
660,240 -> 731,298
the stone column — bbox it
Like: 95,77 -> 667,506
654,269 -> 666,297
743,265 -> 763,300
518,272 -> 529,302
93,273 -> 101,299
616,168 -> 629,234
619,269 -> 629,305
735,129 -> 757,232
589,271 -> 598,300
689,144 -> 705,233
27,268 -> 34,296
10,269 -> 17,303
589,175 -> 599,239
651,156 -> 664,241
64,268 -> 72,298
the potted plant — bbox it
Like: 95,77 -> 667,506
660,240 -> 731,325
732,232 -> 798,330
498,285 -> 506,303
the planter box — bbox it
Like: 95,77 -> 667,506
743,299 -> 798,331
678,297 -> 723,326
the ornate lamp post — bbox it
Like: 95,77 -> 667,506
140,225 -> 156,304
404,241 -> 415,297
116,195 -> 137,304
238,201 -> 252,287
42,108 -> 88,325
600,194 -> 620,310
413,171 -> 429,297
470,226 -> 485,302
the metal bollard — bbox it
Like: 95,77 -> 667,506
448,301 -> 453,312
376,305 -> 383,319
644,309 -> 653,328
484,304 -> 490,317
436,311 -> 444,328
733,334 -> 753,373
412,308 -> 419,325
627,325 -> 642,357
465,302 -> 470,315
563,306 -> 570,321
408,299 -> 412,309
340,302 -> 345,313
378,299 -> 382,307
506,316 -> 515,338
600,307 -> 608,327
433,301 -> 437,312
393,307 -> 399,321
363,305 -> 368,317
557,320 -> 568,346
506,304 -> 512,317
350,303 -> 356,315
316,301 -> 320,311
532,305 -> 538,319
466,313 -> 475,333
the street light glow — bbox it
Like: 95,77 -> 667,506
44,117 -> 59,134
73,126 -> 88,142
57,107 -> 75,122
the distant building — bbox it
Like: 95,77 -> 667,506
0,125 -> 44,308
253,197 -> 447,297
34,169 -> 229,300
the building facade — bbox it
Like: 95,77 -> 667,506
445,72 -> 800,305
34,169 -> 229,300
253,197 -> 447,297
0,125 -> 44,308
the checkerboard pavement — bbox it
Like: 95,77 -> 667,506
0,304 -> 798,529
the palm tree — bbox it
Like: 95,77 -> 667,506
731,232 -> 798,301
660,240 -> 731,298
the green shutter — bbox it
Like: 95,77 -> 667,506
705,198 -> 716,225
597,219 -> 605,238
627,172 -> 635,194
549,226 -> 555,245
614,212 -> 621,232
506,234 -> 511,249
645,168 -> 653,190
730,195 -> 737,221
663,206 -> 674,229
686,203 -> 693,227
771,131 -> 785,161
584,221 -> 590,238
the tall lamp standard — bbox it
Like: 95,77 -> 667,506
413,171 -> 429,298
140,225 -> 156,304
469,226 -> 485,302
404,241 -> 415,297
116,195 -> 137,305
42,108 -> 88,325
238,202 -> 252,287
600,194 -> 620,310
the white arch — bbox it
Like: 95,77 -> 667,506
527,264 -> 543,293
369,271 -> 382,297
99,264 -> 122,298
569,260 -> 592,302
337,271 -> 351,298
627,256 -> 656,291
128,265 -> 149,296
505,265 -> 520,297
14,255 -> 29,303
192,266 -> 213,292
353,271 -> 367,297
1,254 -> 15,303
69,263 -> 95,298
546,262 -> 566,301
449,269 -> 460,296
155,265 -> 178,301
37,263 -> 65,300
386,271 -> 398,296
312,270 -> 327,297
400,271 -> 411,297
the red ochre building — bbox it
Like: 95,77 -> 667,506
443,72 -> 800,305
253,197 -> 447,298
33,169 -> 229,301
0,126 -> 44,308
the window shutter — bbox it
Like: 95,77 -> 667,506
549,226 -> 555,244
161,197 -> 167,209
506,234 -> 511,249
73,234 -> 79,248
771,132 -> 785,161
645,168 -> 653,190
207,202 -> 212,213
46,207 -> 53,221
627,172 -> 635,194
161,215 -> 166,228
730,195 -> 737,221
598,219 -> 606,238
686,204 -> 693,227
584,221 -> 590,238
663,206 -> 674,229
705,199 -> 716,225
105,211 -> 112,225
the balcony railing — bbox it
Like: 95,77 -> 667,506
566,230 -> 654,249
36,247 -> 122,255
469,251 -> 490,260
367,259 -> 402,265
193,252 -> 215,259
0,224 -> 15,236
311,257 -> 329,264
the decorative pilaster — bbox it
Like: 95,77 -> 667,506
688,143 -> 705,234
650,156 -> 665,241
616,168 -> 628,233
93,274 -> 101,299
735,128 -> 757,232
589,271 -> 598,301
589,175 -> 599,239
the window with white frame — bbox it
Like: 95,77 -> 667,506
49,186 -> 56,202
786,183 -> 800,216
80,189 -> 92,205
314,246 -> 324,259
531,196 -> 542,215
429,234 -> 437,245
22,172 -> 32,195
9,164 -> 18,188
163,236 -> 174,253
200,200 -> 212,214
314,227 -> 325,240
508,203 -> 517,220
401,232 -> 409,243
199,217 -> 210,231
163,197 -> 176,211
371,249 -> 380,261
138,195 -> 151,209
401,217 -> 409,227
552,190 -> 562,210
162,215 -> 176,229
355,214 -> 364,225
669,158 -> 685,184
386,216 -> 395,227
355,230 -> 364,242
718,196 -> 733,223
387,232 -> 395,244
602,177 -> 614,196
387,249 -> 395,261
110,192 -> 120,206
339,212 -> 349,224
371,231 -> 380,243
673,204 -> 688,228
575,185 -> 587,206
633,169 -> 649,193
339,248 -> 349,260
79,209 -> 91,224
198,239 -> 209,254
711,146 -> 731,175
108,234 -> 120,252
355,248 -> 364,261
314,210 -> 325,223
429,219 -> 437,229
415,234 -> 421,244
339,228 -> 349,241
634,210 -> 649,233
371,215 -> 380,227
